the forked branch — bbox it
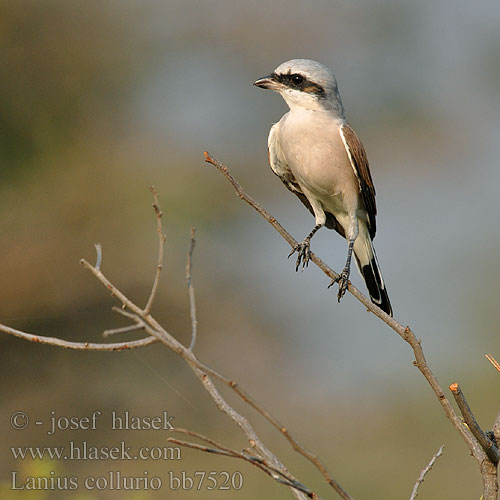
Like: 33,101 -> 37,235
168,429 -> 318,499
2,188 -> 338,500
449,383 -> 499,463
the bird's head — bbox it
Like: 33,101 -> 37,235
254,59 -> 344,115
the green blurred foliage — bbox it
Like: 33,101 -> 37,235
0,1 -> 142,180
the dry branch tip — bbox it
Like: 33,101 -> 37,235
485,354 -> 500,373
93,243 -> 102,270
409,445 -> 444,500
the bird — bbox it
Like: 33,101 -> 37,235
254,59 -> 392,316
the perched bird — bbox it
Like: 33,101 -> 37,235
254,59 -> 392,316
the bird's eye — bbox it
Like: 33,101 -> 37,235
291,74 -> 304,85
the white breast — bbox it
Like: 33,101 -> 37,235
278,109 -> 359,203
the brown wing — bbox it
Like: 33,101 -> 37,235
340,123 -> 377,239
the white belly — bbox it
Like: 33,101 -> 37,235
278,110 -> 360,214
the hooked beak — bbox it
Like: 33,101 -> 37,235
254,74 -> 283,91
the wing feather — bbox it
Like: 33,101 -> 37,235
339,123 -> 377,238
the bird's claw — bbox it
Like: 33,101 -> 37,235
328,268 -> 350,302
288,239 -> 311,271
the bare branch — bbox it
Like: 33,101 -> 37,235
103,324 -> 145,337
219,378 -> 352,498
486,354 -> 500,373
112,305 -> 140,320
167,435 -> 320,499
493,407 -> 500,452
0,322 -> 156,351
78,236 -> 312,499
170,428 -> 297,483
171,427 -> 240,454
144,186 -> 166,314
204,151 -> 489,471
483,356 -> 500,468
80,258 -> 170,341
170,426 -> 316,494
81,200 -> 318,498
168,436 -> 239,458
449,383 -> 499,463
186,227 -> 198,351
94,243 -> 102,271
203,153 -> 321,276
409,445 -> 444,500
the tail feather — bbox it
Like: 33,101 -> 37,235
353,230 -> 392,316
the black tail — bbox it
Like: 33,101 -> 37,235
354,230 -> 393,316
360,259 -> 392,316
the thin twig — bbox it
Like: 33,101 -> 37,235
171,428 -> 236,452
94,243 -> 102,271
112,306 -> 142,322
170,428 -> 296,483
186,227 -> 198,351
167,437 -> 320,499
103,324 -> 145,337
0,323 -> 157,351
171,427 -> 307,489
449,383 -> 499,463
162,351 -> 353,498
144,186 -> 166,314
409,445 -> 444,500
80,258 -> 170,342
486,354 -> 500,373
222,378 -> 350,497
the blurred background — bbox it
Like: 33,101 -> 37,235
1,0 -> 500,498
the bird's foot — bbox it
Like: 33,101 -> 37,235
328,268 -> 350,302
288,239 -> 311,271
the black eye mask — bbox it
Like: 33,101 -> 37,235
273,71 -> 326,96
